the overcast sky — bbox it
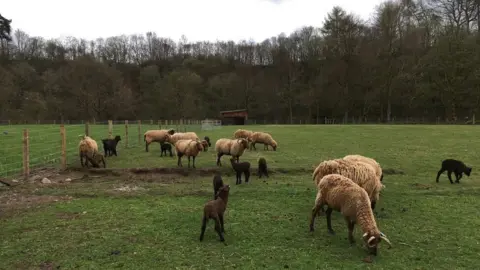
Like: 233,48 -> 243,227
3,0 -> 384,43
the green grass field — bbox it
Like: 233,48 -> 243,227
1,124 -> 480,269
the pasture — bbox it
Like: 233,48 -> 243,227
1,124 -> 479,269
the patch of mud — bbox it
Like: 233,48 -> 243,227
0,193 -> 73,217
113,185 -> 146,192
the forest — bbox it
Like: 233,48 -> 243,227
1,0 -> 480,123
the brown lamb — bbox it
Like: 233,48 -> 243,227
200,184 -> 231,244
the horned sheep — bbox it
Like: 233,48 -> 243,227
175,139 -> 204,168
214,138 -> 249,166
309,173 -> 392,256
313,158 -> 383,210
144,129 -> 175,152
249,131 -> 277,151
344,154 -> 384,182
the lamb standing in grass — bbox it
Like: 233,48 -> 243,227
101,135 -> 121,157
313,158 -> 383,210
144,129 -> 175,152
258,157 -> 269,178
78,135 -> 99,168
249,131 -> 277,151
214,138 -> 249,166
160,142 -> 173,157
344,154 -> 383,182
175,139 -> 204,168
200,184 -> 230,244
309,173 -> 392,256
230,157 -> 251,185
436,158 -> 472,184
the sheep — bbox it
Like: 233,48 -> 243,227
201,140 -> 209,152
144,129 -> 175,152
344,154 -> 383,182
309,174 -> 392,256
200,184 -> 230,244
249,131 -> 277,151
213,173 -> 224,200
258,157 -> 269,178
86,151 -> 106,168
229,157 -> 251,185
165,132 -> 199,145
175,139 -> 204,168
214,138 -> 249,166
78,135 -> 99,168
101,135 -> 121,157
160,142 -> 173,157
436,158 -> 472,184
312,158 -> 383,211
204,136 -> 212,147
233,129 -> 253,140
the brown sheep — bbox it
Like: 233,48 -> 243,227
249,131 -> 277,151
309,174 -> 392,256
175,139 -> 204,168
86,151 -> 106,168
200,184 -> 230,244
201,140 -> 209,152
233,129 -> 253,139
144,129 -> 175,152
78,135 -> 99,168
344,154 -> 384,182
214,138 -> 249,166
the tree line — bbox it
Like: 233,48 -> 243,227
1,0 -> 480,123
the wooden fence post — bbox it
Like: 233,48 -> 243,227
85,121 -> 90,136
138,120 -> 142,144
22,129 -> 30,180
60,125 -> 67,170
125,120 -> 129,148
108,120 -> 113,138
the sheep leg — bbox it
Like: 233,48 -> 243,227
192,156 -> 196,168
145,141 -> 149,152
199,216 -> 208,241
113,149 -> 117,156
169,149 -> 173,157
309,203 -> 324,232
80,154 -> 84,167
236,171 -> 242,185
326,207 -> 335,235
455,172 -> 462,183
214,217 -> 225,242
436,168 -> 445,182
251,143 -> 256,151
177,154 -> 183,167
245,170 -> 250,183
216,153 -> 223,166
219,214 -> 225,233
346,218 -> 356,244
447,171 -> 454,184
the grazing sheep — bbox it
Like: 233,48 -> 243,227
229,157 -> 251,185
144,129 -> 175,152
258,157 -> 269,178
214,138 -> 249,166
249,132 -> 277,151
436,159 -> 472,184
204,136 -> 212,147
233,129 -> 253,140
86,151 -> 106,168
101,135 -> 121,157
160,142 -> 173,157
213,173 -> 224,200
165,132 -> 199,145
309,174 -> 392,256
313,158 -> 383,211
344,154 -> 383,182
78,135 -> 99,168
175,139 -> 204,168
201,140 -> 209,152
200,184 -> 231,244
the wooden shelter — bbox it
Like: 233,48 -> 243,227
219,109 -> 248,125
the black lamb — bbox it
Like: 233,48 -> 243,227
436,158 -> 472,184
160,142 -> 173,157
204,136 -> 212,147
257,157 -> 269,178
229,157 -> 250,185
213,173 -> 224,200
101,135 -> 121,157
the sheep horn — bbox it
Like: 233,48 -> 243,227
379,232 -> 392,248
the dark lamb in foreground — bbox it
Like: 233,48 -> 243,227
212,173 -> 224,200
257,157 -> 269,178
200,184 -> 230,244
101,135 -> 121,157
230,158 -> 250,185
436,159 -> 472,184
160,142 -> 173,157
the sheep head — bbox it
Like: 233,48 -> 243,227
114,135 -> 122,142
195,140 -> 204,151
363,232 -> 392,255
167,129 -> 175,135
201,140 -> 209,151
237,138 -> 248,149
465,166 -> 472,176
216,184 -> 230,199
165,134 -> 173,143
271,140 -> 277,151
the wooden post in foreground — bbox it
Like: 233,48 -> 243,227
85,121 -> 90,136
125,120 -> 129,148
60,125 -> 67,170
22,129 -> 30,180
138,120 -> 142,144
108,120 -> 113,138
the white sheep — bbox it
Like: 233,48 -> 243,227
309,173 -> 392,256
249,131 -> 278,151
214,138 -> 249,166
344,154 -> 383,182
144,129 -> 175,152
175,139 -> 204,168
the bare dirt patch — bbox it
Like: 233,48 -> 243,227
0,192 -> 73,217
